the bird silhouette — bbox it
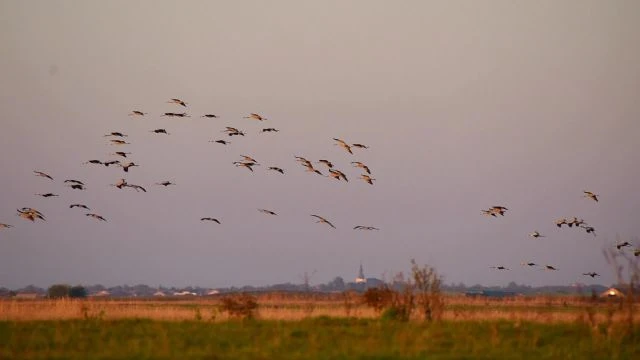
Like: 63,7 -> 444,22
86,213 -> 107,221
583,191 -> 599,202
616,241 -> 632,250
167,98 -> 187,107
70,204 -> 90,210
33,171 -> 53,180
311,214 -> 336,229
201,217 -> 220,224
267,166 -> 285,174
244,113 -> 267,121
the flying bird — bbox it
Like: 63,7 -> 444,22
302,162 -> 322,175
210,140 -> 230,145
83,160 -> 103,165
490,266 -> 509,270
64,180 -> 85,185
36,193 -> 58,198
129,111 -> 147,116
555,218 -> 568,228
17,208 -> 45,222
529,231 -> 545,238
234,161 -> 258,172
545,265 -> 558,271
111,152 -> 131,158
583,191 -> 599,202
317,160 -> 333,168
583,272 -> 600,278
86,213 -> 107,221
70,204 -> 90,210
311,214 -> 336,229
581,226 -> 596,236
333,138 -> 353,154
482,210 -> 497,217
202,114 -> 219,118
119,162 -> 139,172
104,160 -> 121,167
34,171 -> 53,180
616,241 -> 632,250
267,166 -> 285,174
328,169 -> 348,182
354,226 -> 380,230
521,262 -> 538,267
258,209 -> 277,216
104,132 -> 127,137
110,139 -> 130,145
351,161 -> 371,174
352,143 -> 369,149
239,155 -> 258,163
155,181 -> 175,187
111,178 -> 128,189
244,113 -> 267,121
0,223 -> 13,229
634,249 -> 640,257
167,98 -> 187,107
261,128 -> 279,133
201,217 -> 220,224
150,128 -> 170,135
124,184 -> 146,192
359,174 -> 375,185
487,206 -> 507,216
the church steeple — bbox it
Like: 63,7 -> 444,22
355,263 -> 366,284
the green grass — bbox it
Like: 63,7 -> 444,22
0,317 -> 638,359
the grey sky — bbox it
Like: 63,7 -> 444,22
1,0 -> 639,289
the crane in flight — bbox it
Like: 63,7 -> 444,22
311,214 -> 336,229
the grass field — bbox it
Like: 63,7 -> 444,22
1,318 -> 638,359
0,295 -> 638,359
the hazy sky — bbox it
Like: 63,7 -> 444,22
1,0 -> 639,289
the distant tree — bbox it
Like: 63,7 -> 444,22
69,285 -> 87,298
329,277 -> 345,291
47,284 -> 70,298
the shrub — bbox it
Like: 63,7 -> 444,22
220,293 -> 258,319
363,286 -> 394,314
411,259 -> 444,322
47,284 -> 70,299
69,285 -> 87,298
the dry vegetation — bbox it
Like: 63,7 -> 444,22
1,292 -> 638,325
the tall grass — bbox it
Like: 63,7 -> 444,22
0,318 -> 638,359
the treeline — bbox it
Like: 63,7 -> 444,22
0,279 -> 610,298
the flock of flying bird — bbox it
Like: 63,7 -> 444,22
483,191 -> 639,279
0,98 -> 381,235
2,98 -> 638,286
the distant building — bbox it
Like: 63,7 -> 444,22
173,291 -> 197,296
153,291 -> 166,297
89,290 -> 110,297
355,263 -> 366,284
206,289 -> 220,296
14,292 -> 39,299
365,278 -> 384,288
600,288 -> 624,298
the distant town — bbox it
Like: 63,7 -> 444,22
3,265 -> 617,299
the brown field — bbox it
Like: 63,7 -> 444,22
2,292 -> 638,324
